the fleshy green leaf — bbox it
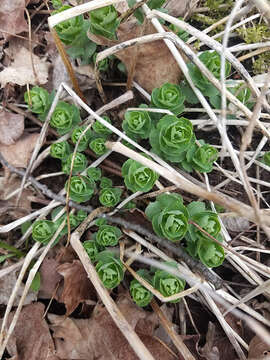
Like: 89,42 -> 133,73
99,187 -> 122,207
89,5 -> 120,40
83,240 -> 99,261
95,251 -> 124,289
71,126 -> 93,152
89,137 -> 108,156
32,220 -> 56,244
130,270 -> 153,307
95,225 -> 122,247
50,141 -> 71,160
87,167 -> 102,181
50,101 -> 80,135
122,107 -> 152,140
66,175 -> 95,203
62,152 -> 87,174
92,116 -> 112,136
151,83 -> 185,116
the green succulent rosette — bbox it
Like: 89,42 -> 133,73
187,201 -> 221,242
87,167 -> 102,182
32,220 -> 55,244
53,5 -> 84,45
151,83 -> 185,116
153,262 -> 185,303
89,137 -> 108,156
188,50 -> 231,98
99,187 -> 122,207
95,218 -> 107,227
94,225 -> 122,247
65,175 -> 95,203
100,177 -> 113,189
149,115 -> 195,163
24,86 -> 50,117
62,152 -> 87,175
145,193 -> 189,242
50,140 -> 71,160
196,237 -> 225,268
92,116 -> 112,137
122,107 -> 152,140
71,126 -> 93,152
89,5 -> 120,40
50,101 -> 80,135
180,141 -> 218,173
83,240 -> 99,261
130,269 -> 153,307
95,251 -> 124,289
122,155 -> 159,193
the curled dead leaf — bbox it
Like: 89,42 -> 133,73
0,109 -> 24,145
56,260 -> 97,315
88,20 -> 184,93
0,132 -> 40,168
248,336 -> 270,360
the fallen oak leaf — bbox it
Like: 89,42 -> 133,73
88,20 -> 184,93
56,260 -> 97,315
0,46 -> 49,87
0,109 -> 24,145
49,295 -> 175,360
2,302 -> 56,360
0,132 -> 40,168
0,0 -> 28,39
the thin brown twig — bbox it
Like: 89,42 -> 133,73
25,8 -> 39,84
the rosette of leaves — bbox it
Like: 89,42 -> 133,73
122,156 -> 159,193
145,193 -> 189,242
62,152 -> 87,174
122,106 -> 152,140
71,126 -> 93,152
100,177 -> 113,189
149,115 -> 195,163
180,140 -> 218,173
95,251 -> 124,289
92,116 -> 112,137
99,187 -> 122,207
95,218 -> 107,227
32,220 -> 55,244
130,270 -> 153,307
89,137 -> 107,156
53,5 -> 84,45
187,50 -> 231,99
196,238 -> 225,268
187,201 -> 221,243
50,101 -> 80,135
24,87 -> 53,121
153,262 -> 185,303
151,83 -> 185,116
65,175 -> 95,203
83,240 -> 99,262
50,141 -> 71,161
87,167 -> 102,182
89,5 -> 120,40
93,225 -> 122,247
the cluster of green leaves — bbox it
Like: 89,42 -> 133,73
24,87 -> 54,121
259,152 -> 270,167
169,18 -> 190,42
237,24 -> 270,44
122,155 -> 159,193
32,208 -> 87,245
121,82 -> 218,173
66,175 -> 95,203
146,195 -> 224,268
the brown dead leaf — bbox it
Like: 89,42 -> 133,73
49,295 -> 174,360
248,336 -> 270,360
38,256 -> 63,299
222,216 -> 250,232
0,265 -> 36,306
0,46 -> 49,87
164,0 -> 198,17
0,132 -> 39,168
0,109 -> 24,145
56,260 -> 97,315
88,20 -> 183,93
0,174 -> 33,218
0,0 -> 28,39
3,302 -> 56,360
